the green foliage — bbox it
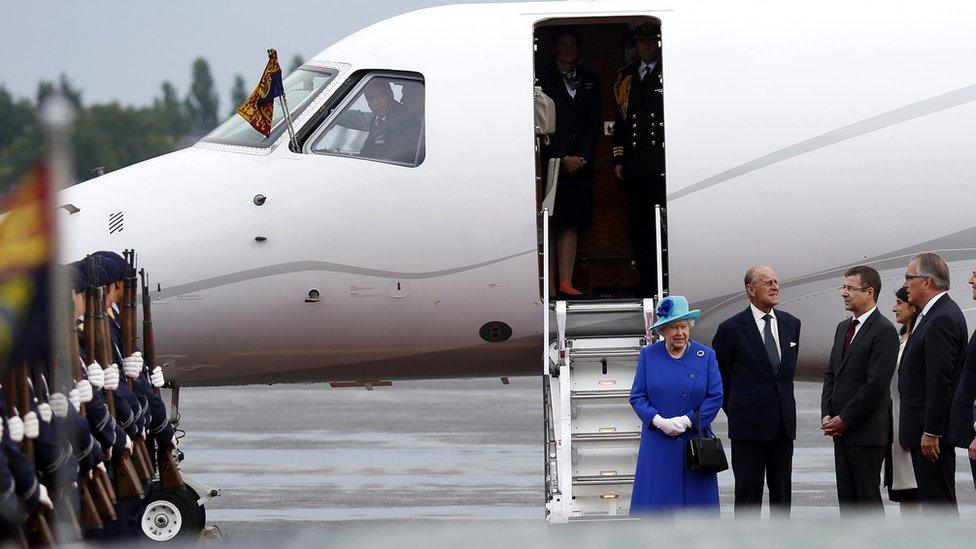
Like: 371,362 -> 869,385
288,54 -> 303,74
0,58 -> 233,195
230,74 -> 247,116
186,58 -> 220,132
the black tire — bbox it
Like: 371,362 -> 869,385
140,483 -> 205,542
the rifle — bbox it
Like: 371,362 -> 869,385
10,363 -> 55,546
87,256 -> 144,500
141,268 -> 185,490
67,300 -> 115,526
120,251 -> 153,482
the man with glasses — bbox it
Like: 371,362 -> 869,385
899,252 -> 968,510
820,266 -> 898,514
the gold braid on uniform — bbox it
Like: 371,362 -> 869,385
613,74 -> 632,120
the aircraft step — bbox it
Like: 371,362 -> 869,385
572,473 -> 635,486
563,300 -> 645,314
571,430 -> 641,442
570,389 -> 630,400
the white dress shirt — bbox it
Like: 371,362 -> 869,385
913,291 -> 948,333
848,306 -> 877,344
750,303 -> 780,352
639,60 -> 657,81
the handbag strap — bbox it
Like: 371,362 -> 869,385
694,410 -> 711,439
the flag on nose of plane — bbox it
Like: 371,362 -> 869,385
236,49 -> 286,138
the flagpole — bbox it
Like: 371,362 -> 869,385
267,49 -> 298,151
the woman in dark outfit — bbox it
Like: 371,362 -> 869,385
539,29 -> 602,296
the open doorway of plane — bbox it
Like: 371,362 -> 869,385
534,17 -> 667,300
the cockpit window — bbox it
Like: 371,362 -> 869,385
306,74 -> 425,167
202,67 -> 335,148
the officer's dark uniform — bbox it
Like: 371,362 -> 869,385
612,24 -> 666,297
359,100 -> 422,165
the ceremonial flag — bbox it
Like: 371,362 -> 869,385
236,49 -> 286,137
0,165 -> 53,375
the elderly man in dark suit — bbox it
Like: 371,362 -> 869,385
356,79 -> 422,165
713,265 -> 801,517
899,252 -> 968,510
947,263 -> 976,490
820,266 -> 898,513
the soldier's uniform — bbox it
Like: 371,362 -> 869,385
612,24 -> 666,297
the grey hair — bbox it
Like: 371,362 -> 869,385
915,252 -> 950,291
653,319 -> 695,335
744,265 -> 772,287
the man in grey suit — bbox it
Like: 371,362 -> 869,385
899,252 -> 968,510
821,266 -> 899,513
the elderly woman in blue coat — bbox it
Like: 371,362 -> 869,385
629,295 -> 724,514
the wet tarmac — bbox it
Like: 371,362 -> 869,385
176,378 -> 976,543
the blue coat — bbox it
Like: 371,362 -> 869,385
629,340 -> 723,514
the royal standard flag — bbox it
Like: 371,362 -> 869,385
236,49 -> 286,138
0,165 -> 53,375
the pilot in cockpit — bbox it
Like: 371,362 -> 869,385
335,78 -> 422,164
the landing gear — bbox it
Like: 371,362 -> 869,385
140,482 -> 205,542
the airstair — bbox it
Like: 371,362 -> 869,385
540,207 -> 666,523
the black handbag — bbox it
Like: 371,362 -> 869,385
685,411 -> 729,473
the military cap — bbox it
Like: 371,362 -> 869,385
92,250 -> 125,283
632,22 -> 660,40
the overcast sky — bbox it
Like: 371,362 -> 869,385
2,0 -> 523,108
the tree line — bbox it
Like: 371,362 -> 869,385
0,54 -> 302,195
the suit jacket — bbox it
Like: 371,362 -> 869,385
820,308 -> 898,446
538,65 -> 601,163
898,293 -> 968,447
713,307 -> 802,441
611,59 -> 665,178
946,329 -> 976,447
359,101 -> 422,165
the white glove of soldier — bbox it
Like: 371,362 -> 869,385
124,435 -> 133,453
86,361 -> 105,389
22,412 -> 39,439
97,462 -> 108,475
69,389 -> 81,411
103,364 -> 120,391
7,415 -> 24,442
38,484 -> 54,510
75,379 -> 93,403
49,393 -> 69,418
170,436 -> 179,449
38,403 -> 52,423
651,414 -> 685,437
150,366 -> 165,388
123,352 -> 143,379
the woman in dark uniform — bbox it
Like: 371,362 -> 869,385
539,29 -> 602,296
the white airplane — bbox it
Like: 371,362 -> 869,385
58,0 -> 976,387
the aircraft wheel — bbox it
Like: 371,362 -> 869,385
141,484 -> 205,542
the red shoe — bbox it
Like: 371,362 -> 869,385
559,281 -> 583,296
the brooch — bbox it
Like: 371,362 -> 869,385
697,350 -> 705,357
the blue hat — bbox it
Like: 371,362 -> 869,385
74,258 -> 110,287
92,251 -> 125,283
651,295 -> 701,330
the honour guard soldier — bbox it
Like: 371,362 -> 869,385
612,22 -> 666,298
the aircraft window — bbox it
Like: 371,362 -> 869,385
202,67 -> 335,148
307,75 -> 425,167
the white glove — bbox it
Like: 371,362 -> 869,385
97,462 -> 107,474
652,414 -> 685,437
22,412 -> 39,439
7,416 -> 24,442
69,389 -> 81,411
86,361 -> 105,389
103,364 -> 120,390
38,484 -> 54,510
124,435 -> 133,453
170,436 -> 179,449
38,403 -> 52,423
123,352 -> 143,379
670,415 -> 693,431
150,366 -> 165,388
75,379 -> 93,403
49,393 -> 69,418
